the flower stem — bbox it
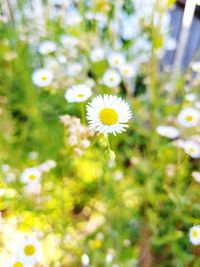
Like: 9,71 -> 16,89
80,102 -> 86,124
105,135 -> 111,152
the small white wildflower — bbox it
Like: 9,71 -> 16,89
189,225 -> 200,245
102,69 -> 121,88
177,107 -> 200,128
183,140 -> 200,158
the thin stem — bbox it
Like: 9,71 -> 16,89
80,102 -> 86,124
105,135 -> 111,152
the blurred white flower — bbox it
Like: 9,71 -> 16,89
66,63 -> 82,77
183,140 -> 200,158
195,101 -> 200,109
113,170 -> 124,181
80,139 -> 90,149
192,171 -> 200,183
119,63 -> 135,78
106,253 -> 113,264
164,37 -> 177,51
28,151 -> 38,160
60,35 -> 78,48
44,58 -> 59,72
86,95 -> 132,135
108,52 -> 125,69
0,188 -> 5,196
185,93 -> 196,102
65,11 -> 82,26
121,15 -> 141,40
32,68 -> 53,87
67,135 -> 78,146
81,254 -> 90,266
46,160 -> 57,169
86,78 -> 96,88
64,84 -> 92,103
5,257 -> 26,267
102,69 -> 121,88
1,164 -> 10,172
156,125 -> 180,139
189,225 -> 200,245
90,47 -> 105,62
191,61 -> 200,72
4,172 -> 16,183
57,54 -> 67,64
177,107 -> 200,128
24,183 -> 41,196
38,41 -> 57,54
21,168 -> 41,184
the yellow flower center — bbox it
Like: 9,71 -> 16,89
189,147 -> 195,153
186,115 -> 193,122
77,93 -> 85,98
124,69 -> 129,75
192,230 -> 198,238
29,174 -> 36,180
93,239 -> 102,249
41,76 -> 47,81
109,77 -> 115,82
24,244 -> 36,256
114,59 -> 119,65
99,108 -> 118,125
13,262 -> 23,267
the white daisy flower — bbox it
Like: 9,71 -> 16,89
156,125 -> 180,139
191,61 -> 200,73
183,140 -> 200,158
192,171 -> 200,183
108,52 -> 125,69
64,84 -> 92,103
38,41 -> 57,55
32,68 -> 53,87
60,35 -> 78,48
177,107 -> 200,128
5,257 -> 25,267
189,225 -> 200,245
17,238 -> 42,265
102,69 -> 121,88
119,63 -> 135,78
90,48 -> 105,62
86,95 -> 132,135
21,167 -> 41,184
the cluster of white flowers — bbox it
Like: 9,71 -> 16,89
157,104 -> 200,160
60,115 -> 94,156
100,52 -> 136,88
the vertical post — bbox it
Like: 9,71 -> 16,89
113,0 -> 123,50
34,0 -> 45,36
171,0 -> 196,86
